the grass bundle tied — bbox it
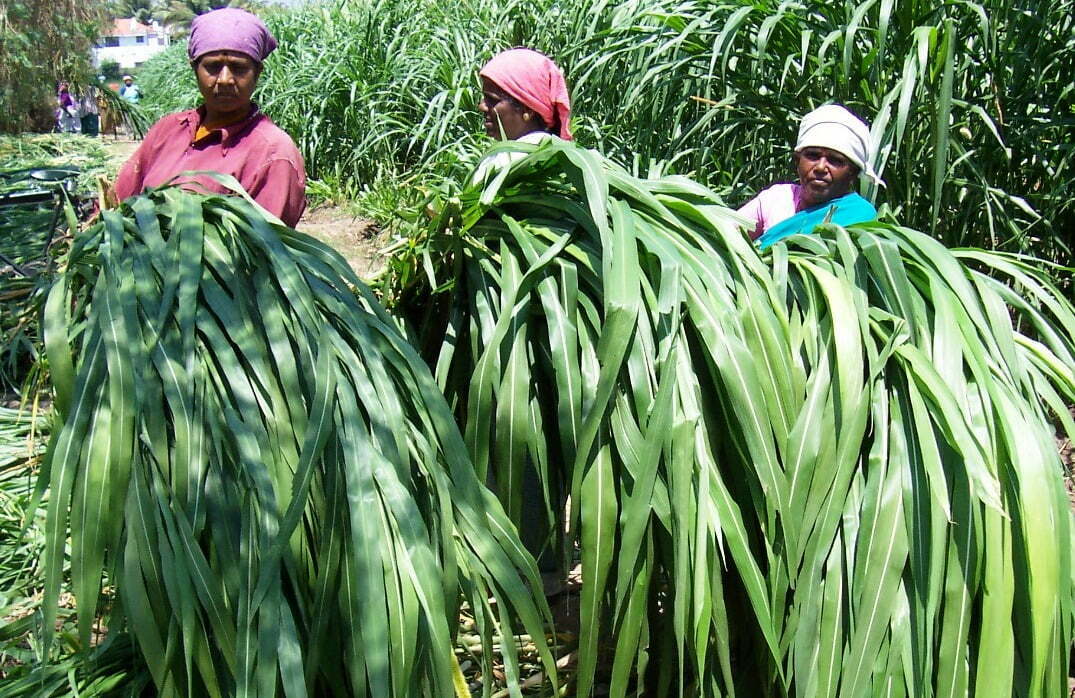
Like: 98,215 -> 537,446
386,138 -> 1075,696
31,183 -> 555,697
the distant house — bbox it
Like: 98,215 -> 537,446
93,18 -> 171,71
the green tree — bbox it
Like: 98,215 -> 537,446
0,0 -> 110,132
154,0 -> 263,37
109,0 -> 155,25
98,58 -> 122,81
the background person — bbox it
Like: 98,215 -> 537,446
738,104 -> 882,248
472,48 -> 572,183
119,75 -> 142,104
79,84 -> 100,136
56,82 -> 81,133
118,74 -> 143,137
113,8 -> 306,227
98,76 -> 119,138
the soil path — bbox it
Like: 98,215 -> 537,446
294,205 -> 388,280
100,138 -> 387,280
100,135 -> 139,171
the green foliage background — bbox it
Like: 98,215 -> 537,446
136,0 -> 1075,263
0,0 -> 109,132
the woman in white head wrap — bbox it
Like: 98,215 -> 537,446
738,104 -> 882,248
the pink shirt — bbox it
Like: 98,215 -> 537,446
115,106 -> 306,227
737,183 -> 804,239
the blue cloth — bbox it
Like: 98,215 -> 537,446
120,84 -> 142,104
757,192 -> 876,249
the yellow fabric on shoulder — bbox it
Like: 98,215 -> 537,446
193,112 -> 249,144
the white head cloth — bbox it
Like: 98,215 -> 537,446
795,104 -> 883,186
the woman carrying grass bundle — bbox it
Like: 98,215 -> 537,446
473,52 -> 576,584
739,104 -> 881,248
473,48 -> 572,182
114,8 -> 306,226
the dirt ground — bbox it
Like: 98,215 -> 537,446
101,137 -> 388,280
100,134 -> 139,166
295,205 -> 388,280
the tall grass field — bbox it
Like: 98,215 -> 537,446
136,0 -> 1075,264
0,0 -> 1073,696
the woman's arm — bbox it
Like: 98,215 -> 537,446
246,157 -> 306,228
737,194 -> 766,239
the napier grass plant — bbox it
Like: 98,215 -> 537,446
0,406 -> 48,624
136,0 -> 1075,263
561,0 -> 1075,261
31,184 -> 556,697
385,139 -> 1075,695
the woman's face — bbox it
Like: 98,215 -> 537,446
795,146 -> 859,208
479,77 -> 541,140
194,50 -> 261,123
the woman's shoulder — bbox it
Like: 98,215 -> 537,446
135,109 -> 198,149
756,182 -> 799,202
245,113 -> 303,162
739,182 -> 799,213
148,109 -> 198,133
517,131 -> 558,145
843,191 -> 877,212
472,132 -> 560,185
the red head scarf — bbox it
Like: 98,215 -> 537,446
479,48 -> 573,141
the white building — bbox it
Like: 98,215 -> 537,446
92,18 -> 170,71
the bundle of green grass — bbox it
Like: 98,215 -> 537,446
33,184 -> 555,697
385,138 -> 1075,696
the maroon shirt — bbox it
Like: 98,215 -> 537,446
115,105 -> 306,227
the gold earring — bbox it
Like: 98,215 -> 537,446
523,113 -> 531,121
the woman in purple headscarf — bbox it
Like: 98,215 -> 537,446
115,8 -> 306,226
56,82 -> 81,133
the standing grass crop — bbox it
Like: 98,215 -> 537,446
134,0 -> 1075,265
385,138 -> 1075,695
564,0 -> 1075,261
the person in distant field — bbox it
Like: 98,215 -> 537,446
98,76 -> 119,138
79,84 -> 100,136
472,48 -> 572,183
738,104 -> 882,249
118,75 -> 144,138
56,82 -> 81,133
119,75 -> 142,105
113,8 -> 306,227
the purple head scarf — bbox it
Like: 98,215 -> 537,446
187,8 -> 277,64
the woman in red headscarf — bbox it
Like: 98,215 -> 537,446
114,8 -> 305,226
474,48 -> 576,586
472,48 -> 572,183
